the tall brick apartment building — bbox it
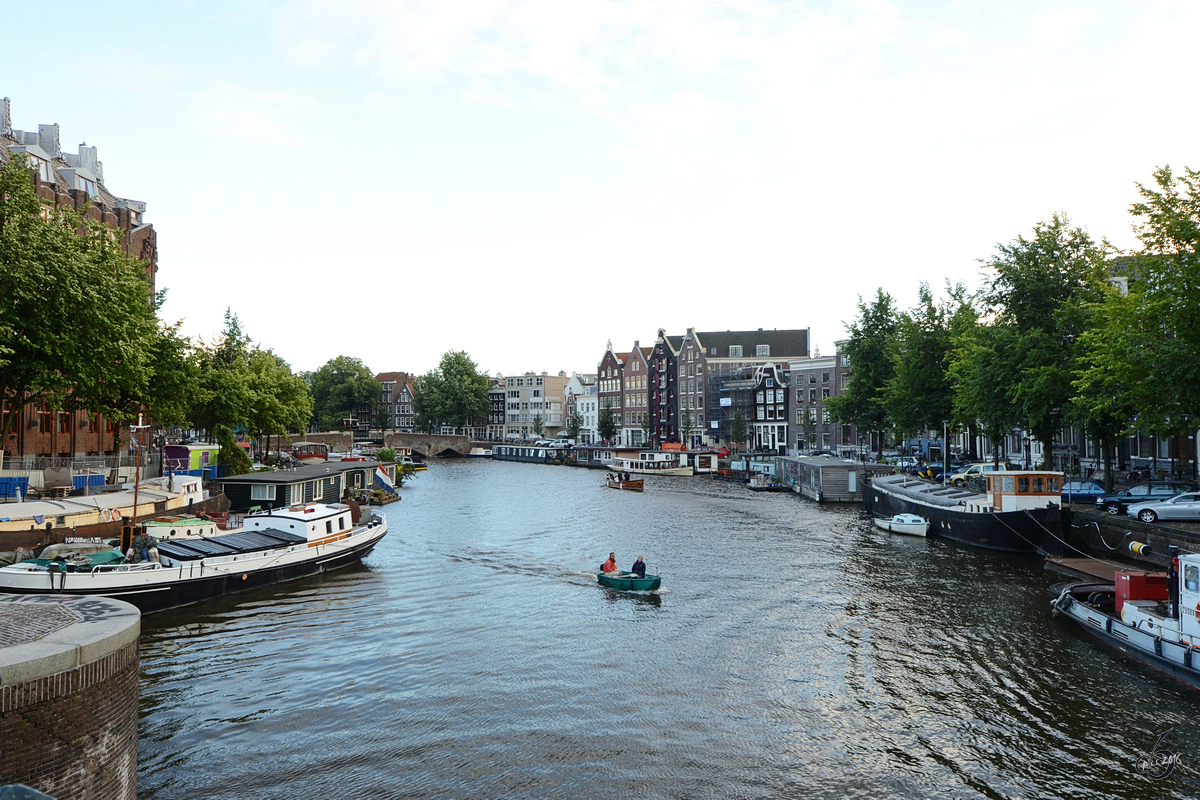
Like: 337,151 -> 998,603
1,97 -> 156,462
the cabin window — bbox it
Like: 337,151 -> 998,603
1047,477 -> 1060,493
1017,477 -> 1030,493
1031,477 -> 1044,493
251,485 -> 276,500
326,521 -> 333,533
1187,565 -> 1199,592
339,517 -> 346,530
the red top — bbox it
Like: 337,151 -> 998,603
602,558 -> 617,572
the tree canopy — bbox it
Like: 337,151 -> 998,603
825,289 -> 897,457
310,355 -> 378,431
413,351 -> 489,432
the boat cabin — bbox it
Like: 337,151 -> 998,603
163,443 -> 222,478
966,471 -> 1063,513
244,503 -> 356,542
217,461 -> 381,513
290,442 -> 330,464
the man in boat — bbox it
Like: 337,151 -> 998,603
602,552 -> 618,574
127,529 -> 160,564
631,556 -> 646,578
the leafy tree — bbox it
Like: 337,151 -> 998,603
567,409 -> 584,442
730,408 -> 746,452
412,351 -> 489,432
0,153 -> 161,449
310,355 -> 378,431
597,399 -> 617,442
949,322 -> 1021,465
680,409 -> 694,448
884,283 -> 955,441
531,414 -> 544,438
376,446 -> 398,463
191,310 -> 255,439
826,289 -> 897,459
247,348 -> 312,456
801,408 -> 816,451
214,423 -> 252,476
640,414 -> 652,447
982,214 -> 1110,466
102,321 -> 199,454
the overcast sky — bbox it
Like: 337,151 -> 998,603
8,1 -> 1199,376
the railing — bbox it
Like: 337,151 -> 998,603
2,453 -> 162,472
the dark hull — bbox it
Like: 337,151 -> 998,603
1052,585 -> 1200,691
865,480 -> 1057,553
0,529 -> 386,614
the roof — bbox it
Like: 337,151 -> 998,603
375,371 -> 411,385
694,329 -> 809,359
218,461 -> 380,485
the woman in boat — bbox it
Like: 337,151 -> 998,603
631,556 -> 646,578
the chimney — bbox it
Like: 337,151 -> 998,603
78,143 -> 99,174
38,123 -> 60,159
1,98 -> 10,137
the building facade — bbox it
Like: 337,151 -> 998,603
2,98 -> 155,462
621,344 -> 652,446
596,342 -> 626,445
751,364 -> 790,453
501,372 -> 569,440
375,372 -> 416,432
790,344 -> 855,455
649,330 -> 682,446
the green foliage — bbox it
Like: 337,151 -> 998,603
191,310 -> 255,435
567,410 -> 584,442
680,409 -> 693,447
310,355 -> 377,431
531,414 -> 544,437
376,447 -> 398,463
826,289 -> 897,455
214,424 -> 252,476
884,283 -> 957,439
597,399 -> 617,442
730,408 -> 746,450
949,322 -> 1021,461
981,213 -> 1111,459
0,153 -> 164,445
413,351 -> 489,431
247,348 -> 312,441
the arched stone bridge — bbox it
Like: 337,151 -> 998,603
384,432 -> 472,458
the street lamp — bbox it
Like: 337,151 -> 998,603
941,420 -> 949,487
1022,435 -> 1031,470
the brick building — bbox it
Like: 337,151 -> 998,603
375,372 -> 416,432
1,98 -> 155,462
648,329 -> 682,445
596,342 -> 627,446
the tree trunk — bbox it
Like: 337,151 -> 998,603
1101,433 -> 1114,492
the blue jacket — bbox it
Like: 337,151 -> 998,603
630,560 -> 646,578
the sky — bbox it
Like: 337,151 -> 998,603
7,0 -> 1200,377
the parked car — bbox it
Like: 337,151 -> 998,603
948,462 -> 1022,487
808,449 -> 838,457
1127,492 -> 1200,523
1097,480 -> 1200,515
1062,480 -> 1106,500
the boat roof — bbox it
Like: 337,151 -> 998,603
0,482 -> 185,521
872,473 -> 985,506
256,503 -> 351,521
218,461 -> 380,485
156,528 -> 308,561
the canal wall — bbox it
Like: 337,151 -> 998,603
0,596 -> 141,800
1065,505 -> 1200,570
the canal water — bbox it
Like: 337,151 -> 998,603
137,461 -> 1200,798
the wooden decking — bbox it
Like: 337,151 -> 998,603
1044,557 -> 1123,583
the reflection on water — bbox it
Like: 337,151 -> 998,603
138,460 -> 1200,799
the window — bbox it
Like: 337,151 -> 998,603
728,345 -> 742,358
756,391 -> 765,403
822,388 -> 830,399
58,413 -> 71,434
809,389 -> 817,402
1187,565 -> 1199,593
326,520 -> 333,533
757,408 -> 765,420
766,378 -> 774,388
756,345 -> 769,357
822,372 -> 829,383
251,484 -> 276,500
38,402 -> 51,433
809,373 -> 816,383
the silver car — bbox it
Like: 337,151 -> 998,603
1127,492 -> 1200,524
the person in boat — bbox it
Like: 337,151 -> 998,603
631,556 -> 646,578
127,530 -> 160,564
602,552 -> 618,574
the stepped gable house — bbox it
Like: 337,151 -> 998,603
1,97 -> 156,461
375,372 -> 416,432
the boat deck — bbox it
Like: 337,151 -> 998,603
1044,557 -> 1122,583
870,474 -> 984,507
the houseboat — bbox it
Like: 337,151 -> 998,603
613,451 -> 694,477
1051,553 -> 1200,691
0,502 -> 388,614
777,455 -> 891,503
0,475 -> 209,552
217,461 -> 383,513
491,444 -> 570,465
162,443 -> 222,477
864,470 -> 1064,553
290,441 -> 330,464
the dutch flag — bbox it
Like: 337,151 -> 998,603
374,465 -> 395,492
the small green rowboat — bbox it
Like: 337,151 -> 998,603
596,571 -> 661,592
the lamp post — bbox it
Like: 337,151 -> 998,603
1023,435 -> 1031,470
942,420 -> 949,487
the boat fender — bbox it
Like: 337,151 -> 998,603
101,508 -> 111,523
1130,541 -> 1153,556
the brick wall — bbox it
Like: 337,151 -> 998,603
0,640 -> 139,800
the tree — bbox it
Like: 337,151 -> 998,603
949,322 -> 1021,465
884,283 -> 955,442
214,423 -> 252,476
100,321 -> 199,454
412,351 -> 489,432
640,414 -> 652,447
0,153 -> 162,450
191,310 -> 255,440
801,408 -> 816,451
680,410 -> 694,448
310,355 -> 378,431
982,214 -> 1110,467
247,348 -> 312,456
567,410 -> 583,442
826,289 -> 897,459
730,408 -> 746,452
531,414 -> 544,438
597,399 -> 617,442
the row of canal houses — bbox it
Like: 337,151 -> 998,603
592,327 -> 860,456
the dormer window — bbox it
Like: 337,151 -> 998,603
756,345 -> 770,357
728,345 -> 743,358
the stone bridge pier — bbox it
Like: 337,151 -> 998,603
384,432 -> 471,458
